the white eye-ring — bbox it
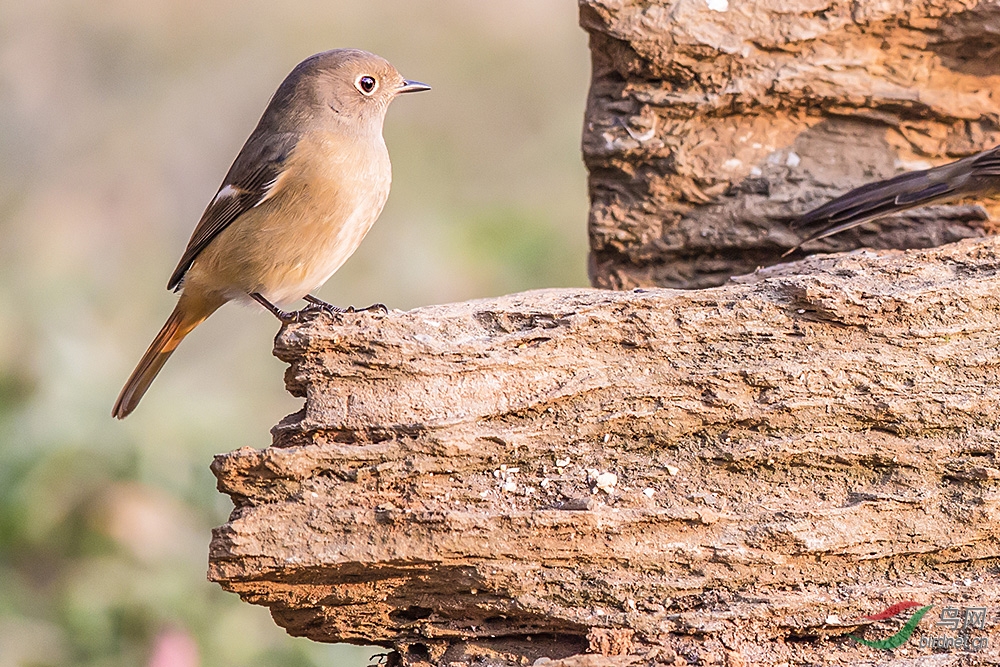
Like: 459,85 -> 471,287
355,75 -> 378,95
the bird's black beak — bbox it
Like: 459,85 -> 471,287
398,79 -> 431,94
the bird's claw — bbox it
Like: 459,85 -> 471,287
357,302 -> 388,314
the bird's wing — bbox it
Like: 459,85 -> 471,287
167,132 -> 299,291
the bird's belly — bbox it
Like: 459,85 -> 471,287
186,181 -> 388,306
254,204 -> 377,305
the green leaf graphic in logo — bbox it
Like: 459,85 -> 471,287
851,604 -> 933,650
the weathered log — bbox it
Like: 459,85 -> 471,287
581,0 -> 1000,289
210,237 -> 1000,666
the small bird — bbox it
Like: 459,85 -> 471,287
112,49 -> 429,419
788,144 -> 1000,254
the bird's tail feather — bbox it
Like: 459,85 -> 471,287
112,293 -> 220,419
786,144 -> 1000,255
785,170 -> 957,255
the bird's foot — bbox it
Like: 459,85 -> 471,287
303,294 -> 350,314
303,295 -> 388,315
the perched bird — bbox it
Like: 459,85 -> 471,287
112,49 -> 429,419
788,144 -> 1000,254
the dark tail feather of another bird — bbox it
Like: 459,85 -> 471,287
785,144 -> 1000,256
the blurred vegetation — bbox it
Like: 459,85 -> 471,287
0,1 -> 590,665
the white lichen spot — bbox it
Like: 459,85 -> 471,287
785,151 -> 801,167
666,465 -> 680,476
895,158 -> 933,171
643,487 -> 656,498
623,124 -> 656,142
496,464 -> 520,493
706,0 -> 729,11
602,131 -> 618,152
555,458 -> 570,468
722,158 -> 743,170
595,472 -> 618,494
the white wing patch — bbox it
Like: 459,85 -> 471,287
211,173 -> 285,211
211,184 -> 242,205
255,174 -> 283,206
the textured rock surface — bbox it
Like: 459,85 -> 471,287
580,0 -> 1000,289
211,238 -> 1000,666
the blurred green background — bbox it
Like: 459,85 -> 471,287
0,1 -> 590,665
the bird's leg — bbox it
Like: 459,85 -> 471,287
250,292 -> 300,323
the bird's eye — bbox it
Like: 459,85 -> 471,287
355,75 -> 378,95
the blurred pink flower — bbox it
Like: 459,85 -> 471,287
147,627 -> 199,667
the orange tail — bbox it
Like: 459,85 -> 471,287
112,293 -> 221,419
